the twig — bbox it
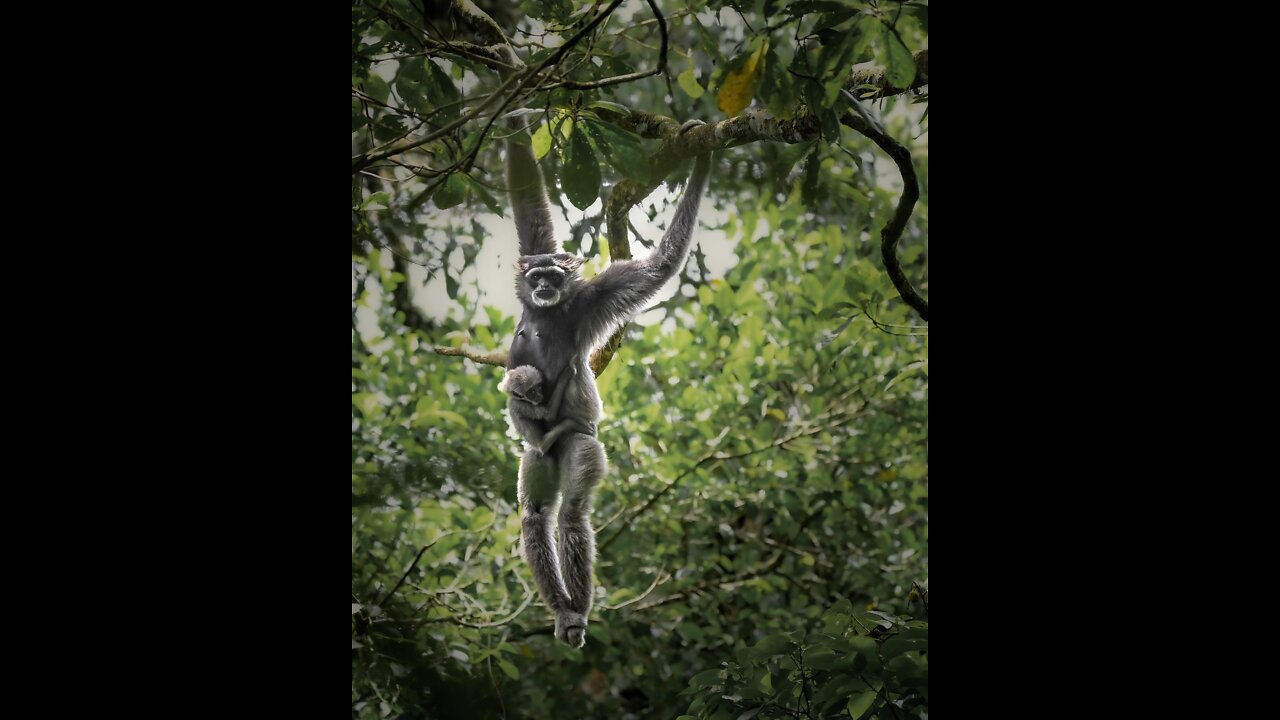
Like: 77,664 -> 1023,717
601,566 -> 668,610
424,588 -> 536,628
544,0 -> 669,90
376,532 -> 457,606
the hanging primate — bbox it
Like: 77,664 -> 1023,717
503,115 -> 711,648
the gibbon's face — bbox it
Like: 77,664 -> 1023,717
518,253 -> 583,308
526,265 -> 565,306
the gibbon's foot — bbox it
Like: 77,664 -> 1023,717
554,610 -> 587,649
678,119 -> 705,135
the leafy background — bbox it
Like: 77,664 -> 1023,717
353,1 -> 927,717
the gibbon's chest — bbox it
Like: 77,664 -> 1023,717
508,312 -> 576,381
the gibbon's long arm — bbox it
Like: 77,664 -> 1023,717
575,152 -> 711,349
505,121 -> 559,257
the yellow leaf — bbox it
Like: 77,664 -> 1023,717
717,38 -> 768,116
531,122 -> 551,160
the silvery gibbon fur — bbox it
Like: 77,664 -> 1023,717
501,361 -> 596,456
502,115 -> 711,648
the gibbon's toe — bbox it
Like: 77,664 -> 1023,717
678,119 -> 705,135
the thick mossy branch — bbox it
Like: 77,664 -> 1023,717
434,346 -> 508,367
452,0 -> 522,66
847,49 -> 928,99
433,344 -> 615,378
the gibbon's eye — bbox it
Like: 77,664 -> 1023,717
526,267 -> 566,287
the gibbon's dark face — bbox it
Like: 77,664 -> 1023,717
527,265 -> 565,306
517,253 -> 583,308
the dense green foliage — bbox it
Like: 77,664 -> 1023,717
353,0 -> 927,717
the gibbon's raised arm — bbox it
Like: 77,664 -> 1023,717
505,120 -> 559,257
575,151 -> 711,350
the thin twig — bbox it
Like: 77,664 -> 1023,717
601,565 -> 668,610
424,588 -> 536,629
544,0 -> 668,90
376,533 -> 456,606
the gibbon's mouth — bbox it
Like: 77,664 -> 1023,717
535,289 -> 556,299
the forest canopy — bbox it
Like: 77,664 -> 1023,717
352,0 -> 927,717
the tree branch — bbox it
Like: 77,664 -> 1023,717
847,49 -> 928,99
840,101 -> 928,321
433,345 -> 508,367
452,0 -> 521,63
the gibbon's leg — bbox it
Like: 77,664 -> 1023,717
552,432 -> 606,648
517,449 -> 572,615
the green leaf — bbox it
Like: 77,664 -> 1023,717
553,111 -> 573,139
748,634 -> 794,660
805,646 -> 841,670
759,47 -> 797,119
393,64 -> 427,111
678,68 -> 705,99
561,123 -> 601,210
531,122 -> 552,160
463,175 -> 502,214
819,22 -> 862,106
879,23 -> 917,88
689,668 -> 723,688
352,100 -> 368,132
904,3 -> 928,33
881,631 -> 927,659
428,409 -> 467,426
497,658 -> 520,680
847,635 -> 879,662
434,174 -> 466,209
424,59 -> 460,110
362,73 -> 390,104
846,691 -> 877,719
360,192 -> 390,211
583,118 -> 649,183
353,393 -> 382,418
688,14 -> 724,62
587,100 -> 631,116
